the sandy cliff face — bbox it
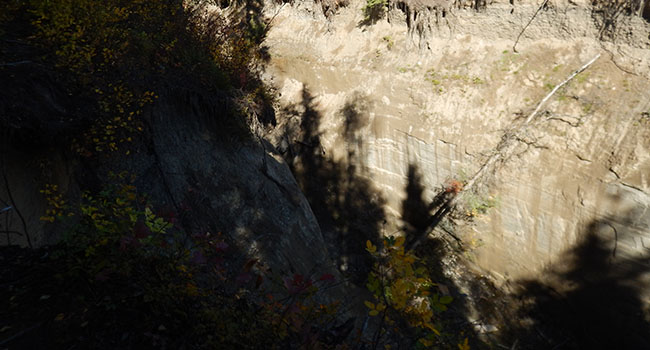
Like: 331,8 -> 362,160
261,0 -> 650,297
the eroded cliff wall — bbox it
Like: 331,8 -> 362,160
261,0 -> 650,298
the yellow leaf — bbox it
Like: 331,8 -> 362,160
369,309 -> 380,316
424,322 -> 440,335
376,302 -> 386,311
364,301 -> 375,309
458,338 -> 470,350
394,236 -> 405,247
185,283 -> 199,296
366,240 -> 376,253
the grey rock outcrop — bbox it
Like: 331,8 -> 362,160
0,81 -> 345,300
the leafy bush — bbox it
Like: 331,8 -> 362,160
1,0 -> 268,156
365,236 -> 455,348
6,176 -> 344,348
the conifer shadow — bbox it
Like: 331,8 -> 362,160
281,87 -> 385,285
402,162 -> 486,349
501,211 -> 650,349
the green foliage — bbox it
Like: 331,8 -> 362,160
462,192 -> 498,218
36,181 -> 243,347
576,71 -> 591,84
39,184 -> 72,222
2,0 -> 267,156
544,82 -> 555,92
425,68 -> 484,93
383,35 -> 394,50
28,177 -> 344,348
24,0 -> 235,154
497,50 -> 521,73
25,0 -> 247,82
365,236 -> 453,347
362,0 -> 388,24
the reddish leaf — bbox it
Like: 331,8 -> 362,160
284,274 -> 312,294
319,273 -> 335,282
243,259 -> 258,272
214,241 -> 229,253
133,221 -> 151,239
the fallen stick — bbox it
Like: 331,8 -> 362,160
407,53 -> 601,251
525,53 -> 601,124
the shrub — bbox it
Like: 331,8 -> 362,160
365,236 -> 452,348
1,0 -> 269,156
22,176 -> 343,348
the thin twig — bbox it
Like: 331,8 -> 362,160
1,155 -> 31,248
513,0 -> 549,52
0,60 -> 33,67
0,323 -> 42,346
466,53 -> 600,194
407,53 -> 601,252
511,339 -> 519,350
598,43 -> 646,79
266,3 -> 287,27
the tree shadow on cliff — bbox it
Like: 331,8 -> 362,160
401,163 -> 488,348
281,87 -> 385,285
500,213 -> 650,349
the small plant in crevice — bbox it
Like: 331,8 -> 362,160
383,35 -> 394,50
460,191 -> 498,219
451,171 -> 497,220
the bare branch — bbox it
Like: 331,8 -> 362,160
407,53 -> 601,251
0,60 -> 33,67
525,54 -> 601,124
513,0 -> 549,53
544,114 -> 584,127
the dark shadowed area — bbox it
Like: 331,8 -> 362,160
281,87 -> 386,285
498,210 -> 650,349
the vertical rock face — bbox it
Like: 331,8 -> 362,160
137,90 -> 341,284
0,84 -> 345,300
261,0 -> 650,301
